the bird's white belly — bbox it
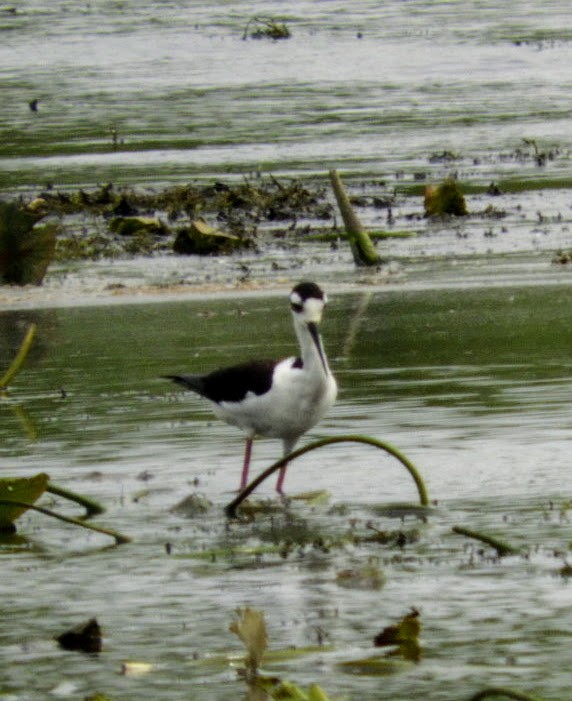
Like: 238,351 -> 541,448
213,362 -> 337,441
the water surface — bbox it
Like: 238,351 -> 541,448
2,0 -> 572,188
1,285 -> 571,700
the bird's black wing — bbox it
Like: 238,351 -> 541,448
165,359 -> 279,404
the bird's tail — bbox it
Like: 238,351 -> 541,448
163,374 -> 206,395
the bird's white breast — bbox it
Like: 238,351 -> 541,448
213,356 -> 337,440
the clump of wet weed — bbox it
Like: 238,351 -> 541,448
23,177 -> 332,261
242,16 -> 291,41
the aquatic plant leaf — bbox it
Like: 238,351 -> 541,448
307,685 -> 332,701
243,16 -> 291,41
109,216 -> 168,237
0,322 -> 36,391
424,178 -> 468,217
337,654 -> 410,676
56,617 -> 102,653
374,608 -> 421,662
173,218 -> 244,255
229,607 -> 268,674
253,679 -> 334,701
290,490 -> 330,506
0,473 -> 49,528
0,202 -> 56,285
335,562 -> 385,590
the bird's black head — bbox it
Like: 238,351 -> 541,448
289,282 -> 327,313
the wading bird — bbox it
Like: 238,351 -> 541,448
165,281 -> 337,493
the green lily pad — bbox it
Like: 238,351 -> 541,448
0,473 -> 49,528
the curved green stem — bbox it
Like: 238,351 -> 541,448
452,526 -> 520,557
47,482 -> 105,519
0,499 -> 130,545
467,687 -> 545,701
0,323 -> 36,391
225,435 -> 428,518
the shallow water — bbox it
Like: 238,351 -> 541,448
2,3 -> 572,699
1,285 -> 571,700
2,0 -> 572,189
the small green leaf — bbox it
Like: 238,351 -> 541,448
0,473 -> 49,528
229,607 -> 268,675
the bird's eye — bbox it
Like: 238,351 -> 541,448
291,301 -> 303,313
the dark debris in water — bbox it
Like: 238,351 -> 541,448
56,617 -> 102,654
242,16 -> 291,41
21,176 -> 333,261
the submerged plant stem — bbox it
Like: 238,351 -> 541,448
452,525 -> 520,557
0,499 -> 130,545
0,323 -> 36,391
329,170 -> 381,267
47,482 -> 105,519
225,435 -> 429,518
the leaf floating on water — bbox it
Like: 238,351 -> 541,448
229,607 -> 268,676
335,561 -> 385,590
121,661 -> 154,676
56,617 -> 102,654
337,654 -> 411,677
289,490 -> 331,506
253,678 -> 335,701
0,473 -> 49,529
373,608 -> 421,662
424,177 -> 468,217
170,492 -> 213,518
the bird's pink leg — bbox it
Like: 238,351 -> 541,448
276,438 -> 296,494
275,463 -> 288,494
239,437 -> 254,491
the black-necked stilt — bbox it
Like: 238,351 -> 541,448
165,281 -> 337,494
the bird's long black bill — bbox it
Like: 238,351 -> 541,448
308,322 -> 328,374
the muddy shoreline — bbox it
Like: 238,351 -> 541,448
2,174 -> 572,311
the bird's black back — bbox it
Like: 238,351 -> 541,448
165,358 -> 281,404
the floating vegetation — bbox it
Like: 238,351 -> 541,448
56,617 -> 102,654
229,607 -> 335,700
552,249 -> 572,265
0,473 -> 49,531
22,176 -> 331,261
229,607 -> 268,679
452,525 -> 521,557
0,201 -> 58,285
173,218 -> 249,255
373,608 -> 421,663
225,435 -> 430,519
424,177 -> 468,217
329,169 -> 382,267
0,472 -> 128,544
242,16 -> 291,41
0,322 -> 36,392
336,559 -> 385,590
334,610 -> 421,677
522,138 -> 550,167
